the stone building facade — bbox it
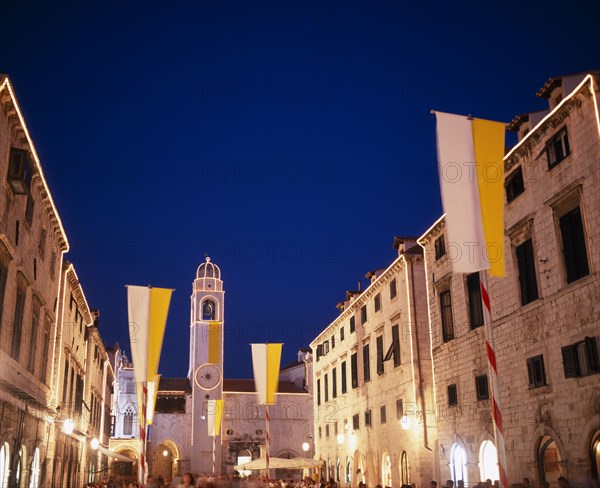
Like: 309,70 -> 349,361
417,72 -> 600,488
310,238 -> 436,488
0,75 -> 116,488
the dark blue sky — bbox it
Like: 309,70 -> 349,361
1,0 -> 597,378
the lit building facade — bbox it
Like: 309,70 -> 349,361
310,238 -> 436,488
417,72 -> 600,488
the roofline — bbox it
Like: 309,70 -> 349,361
0,76 -> 69,251
417,214 -> 446,245
64,263 -> 94,325
506,74 -> 600,161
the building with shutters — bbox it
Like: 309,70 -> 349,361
417,71 -> 600,488
310,238 -> 436,488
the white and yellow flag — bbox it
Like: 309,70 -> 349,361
434,112 -> 506,277
207,399 -> 224,436
251,343 -> 283,405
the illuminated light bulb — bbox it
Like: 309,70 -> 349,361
401,415 -> 410,430
337,433 -> 345,445
63,419 -> 74,435
91,438 -> 99,450
302,442 -> 309,452
163,450 -> 169,457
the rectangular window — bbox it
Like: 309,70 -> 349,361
351,352 -> 358,389
561,337 -> 599,378
396,399 -> 403,420
440,290 -> 454,342
475,375 -> 489,400
38,229 -> 47,258
341,361 -> 347,394
376,335 -> 384,375
352,413 -> 359,430
547,127 -> 571,169
316,344 -> 323,361
363,344 -> 371,383
384,324 -> 401,367
62,359 -> 69,404
435,235 -> 446,260
324,373 -> 329,403
448,384 -> 458,406
516,239 -> 539,305
331,335 -> 336,349
350,316 -> 356,333
11,288 -> 26,360
390,279 -> 397,299
40,328 -> 50,384
380,405 -> 387,424
374,293 -> 381,312
27,312 -> 39,373
325,424 -> 330,438
318,426 -> 322,439
317,378 -> 321,406
559,206 -> 589,283
0,261 -> 8,327
332,367 -> 337,398
506,166 -> 525,203
365,410 -> 372,428
25,194 -> 34,225
527,355 -> 547,388
361,305 -> 367,324
467,273 -> 484,329
340,326 -> 345,341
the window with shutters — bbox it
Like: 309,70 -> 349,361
340,326 -> 344,342
323,340 -> 330,355
11,288 -> 26,361
316,344 -> 323,362
547,127 -> 571,169
390,278 -> 397,299
361,305 -> 367,324
324,373 -> 329,402
527,355 -> 547,388
396,399 -> 404,420
40,327 -> 50,384
325,424 -> 330,438
376,335 -> 384,375
0,259 -> 8,330
317,378 -> 321,406
352,414 -> 359,430
384,324 -> 401,366
341,361 -> 347,394
27,311 -> 39,373
332,367 -> 337,398
318,426 -> 322,439
475,375 -> 489,400
351,353 -> 358,389
559,206 -> 589,283
331,335 -> 335,349
365,410 -> 372,428
448,384 -> 458,406
350,316 -> 355,333
506,166 -> 525,203
440,290 -> 454,342
374,293 -> 381,312
516,239 -> 539,305
435,235 -> 446,260
467,273 -> 484,329
363,344 -> 371,383
25,194 -> 34,225
561,337 -> 599,378
380,405 -> 387,424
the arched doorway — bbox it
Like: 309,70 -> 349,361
450,443 -> 467,484
400,451 -> 410,485
152,443 -> 177,483
538,436 -> 563,486
479,441 -> 499,482
381,452 -> 392,488
29,447 -> 41,488
111,449 -> 137,485
345,456 -> 352,485
591,430 -> 600,485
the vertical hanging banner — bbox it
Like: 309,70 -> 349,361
127,285 -> 173,487
207,399 -> 224,436
207,321 -> 221,364
434,111 -> 506,277
251,343 -> 283,405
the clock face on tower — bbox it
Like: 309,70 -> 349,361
194,363 -> 221,390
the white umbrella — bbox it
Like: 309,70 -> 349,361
235,457 -> 323,471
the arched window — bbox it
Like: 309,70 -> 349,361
401,451 -> 410,485
479,441 -> 499,482
0,442 -> 9,488
345,456 -> 351,484
538,436 -> 563,486
29,448 -> 40,488
15,445 -> 25,488
450,443 -> 467,484
382,452 -> 392,488
591,430 -> 600,484
123,406 -> 135,436
202,300 -> 216,321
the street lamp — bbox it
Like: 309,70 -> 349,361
63,419 -> 75,435
337,433 -> 344,445
302,442 -> 310,452
91,438 -> 99,450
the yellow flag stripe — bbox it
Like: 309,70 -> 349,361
472,119 -> 506,277
265,344 -> 282,405
208,321 -> 221,364
215,399 -> 224,436
147,288 -> 172,379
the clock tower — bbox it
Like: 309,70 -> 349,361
189,256 -> 224,473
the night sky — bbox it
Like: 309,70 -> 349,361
1,0 -> 597,379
